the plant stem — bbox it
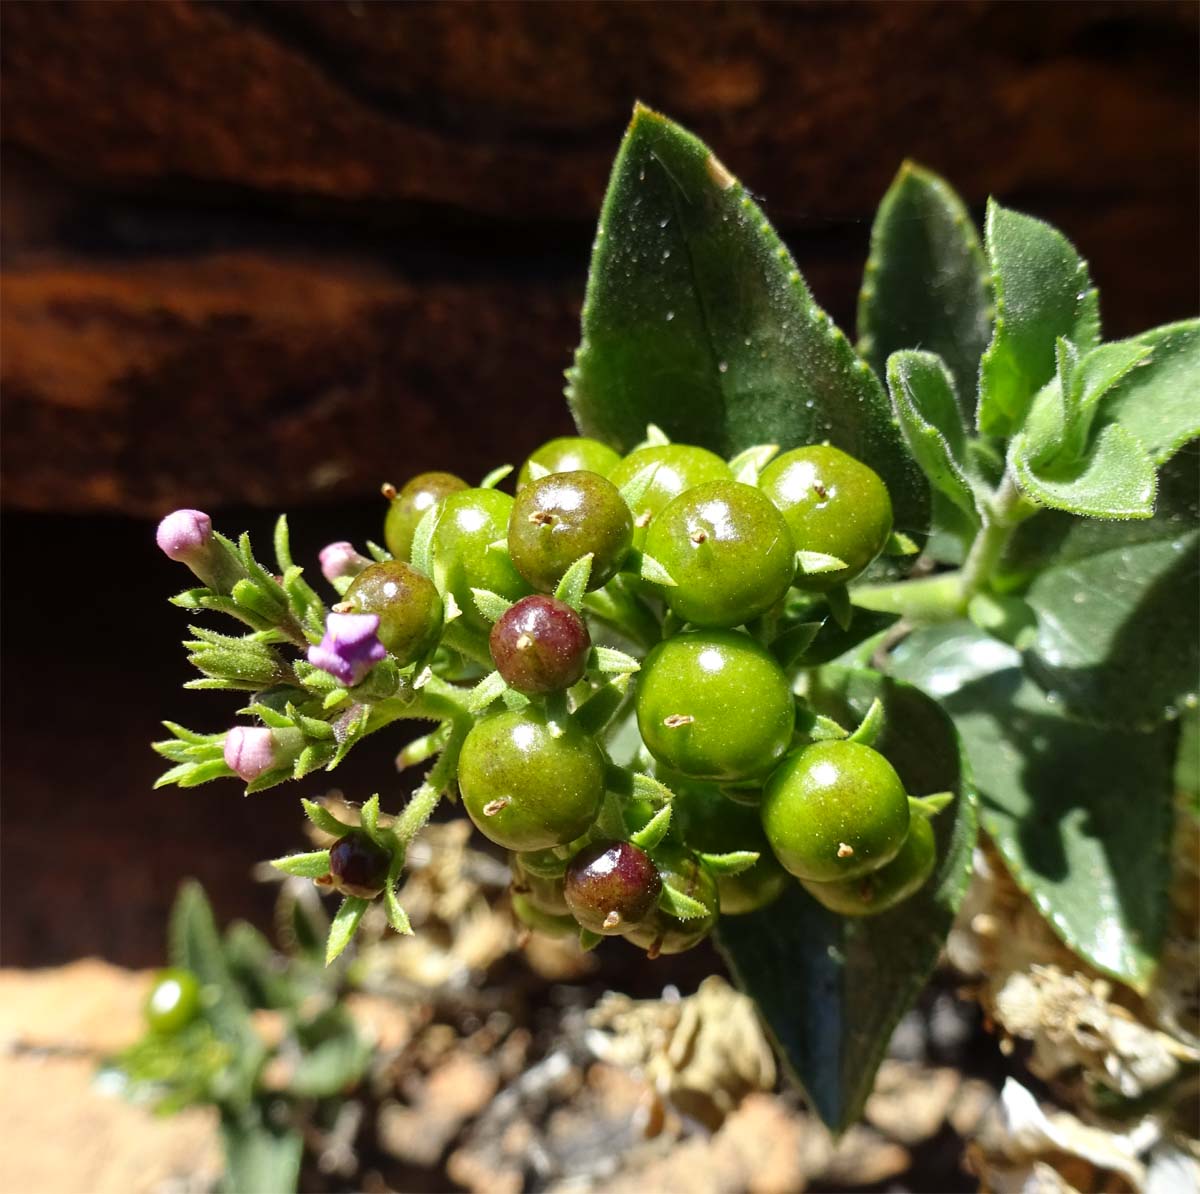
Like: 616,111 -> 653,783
393,724 -> 467,843
957,472 -> 1034,608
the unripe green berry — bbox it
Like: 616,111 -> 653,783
758,445 -> 892,591
344,561 -> 443,665
517,436 -> 621,490
144,968 -> 201,1034
608,444 -> 733,548
385,471 -> 468,561
644,480 -> 795,628
430,488 -> 532,631
761,740 -> 910,883
508,471 -> 632,592
510,853 -> 571,917
799,809 -> 936,916
459,709 -> 606,852
636,631 -> 794,782
511,891 -> 578,938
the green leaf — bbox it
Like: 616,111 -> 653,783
891,623 -> 1173,990
291,1007 -> 371,1098
1021,481 -> 1199,727
718,665 -> 976,1133
325,896 -> 369,965
554,553 -> 594,611
1058,339 -> 1153,462
978,200 -> 1099,437
858,162 -> 992,409
568,104 -> 928,534
1012,421 -> 1157,520
219,1114 -> 302,1194
269,850 -> 331,879
1100,319 -> 1200,465
770,620 -> 824,668
886,351 -> 980,520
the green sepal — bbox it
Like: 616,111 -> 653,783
365,540 -> 392,563
579,928 -> 604,952
480,463 -> 514,489
696,850 -> 759,876
847,697 -> 885,746
589,645 -> 641,675
629,802 -> 673,851
409,503 -> 440,578
826,585 -> 853,631
325,897 -> 369,965
729,443 -> 779,485
908,793 -> 954,817
573,674 -> 631,736
628,549 -> 676,587
270,850 -> 332,879
658,881 -> 712,921
301,798 -> 353,839
467,670 -> 508,714
616,462 -> 661,512
554,554 -> 594,611
396,724 -> 452,771
770,621 -> 824,669
884,531 -> 920,557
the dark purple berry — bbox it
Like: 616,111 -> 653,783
564,840 -> 661,935
329,830 -> 391,899
490,595 -> 591,694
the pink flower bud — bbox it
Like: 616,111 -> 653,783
308,613 -> 387,687
223,726 -> 278,783
319,541 -> 371,585
156,509 -> 212,562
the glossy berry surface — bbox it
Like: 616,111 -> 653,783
508,471 -> 633,592
672,783 -> 789,915
636,631 -> 794,781
564,839 -> 661,935
608,444 -> 733,548
344,561 -> 443,665
511,891 -> 577,938
517,436 -> 621,490
385,471 -> 468,561
758,445 -> 893,591
800,808 -> 936,917
430,488 -> 532,631
621,845 -> 719,957
644,480 -> 795,628
144,968 -> 201,1034
490,595 -> 591,694
458,709 -> 606,851
510,854 -> 571,916
761,740 -> 910,883
329,829 -> 392,899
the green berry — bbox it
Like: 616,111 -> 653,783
621,844 -> 719,957
636,631 -> 794,782
430,488 -> 532,631
510,853 -> 571,917
564,840 -> 661,935
609,444 -> 733,548
144,968 -> 201,1034
329,829 -> 392,898
459,709 -> 605,852
344,561 -> 443,665
489,595 -> 591,694
644,480 -> 795,628
672,783 -> 788,915
385,471 -> 468,561
508,471 -> 633,592
511,891 -> 578,938
761,740 -> 910,883
517,436 -> 621,490
758,445 -> 893,591
800,809 -> 936,916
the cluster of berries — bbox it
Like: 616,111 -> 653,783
315,433 -> 941,955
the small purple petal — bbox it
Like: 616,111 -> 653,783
156,509 -> 212,561
319,541 -> 371,584
224,726 -> 277,782
308,612 -> 387,686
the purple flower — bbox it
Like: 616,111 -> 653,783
224,726 -> 279,783
308,613 -> 387,687
155,508 -> 243,593
156,509 -> 212,562
319,541 -> 371,586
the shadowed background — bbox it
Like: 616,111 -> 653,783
2,0 -> 1197,964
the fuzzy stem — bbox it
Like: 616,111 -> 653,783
957,472 -> 1035,608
